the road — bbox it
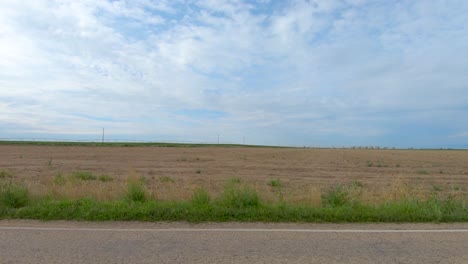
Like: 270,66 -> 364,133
0,221 -> 467,264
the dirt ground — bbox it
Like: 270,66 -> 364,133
0,145 -> 467,203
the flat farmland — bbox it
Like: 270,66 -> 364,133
0,145 -> 467,203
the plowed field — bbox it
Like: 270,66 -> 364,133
1,145 -> 467,202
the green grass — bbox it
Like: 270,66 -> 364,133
98,175 -> 113,182
229,177 -> 242,184
53,174 -> 66,185
432,185 -> 443,192
159,176 -> 174,183
126,182 -> 147,202
376,163 -> 389,167
0,171 -> 13,179
351,181 -> 364,188
269,179 -> 282,188
191,187 -> 211,206
0,183 -> 29,209
58,172 -> 112,183
270,179 -> 284,203
2,196 -> 466,223
322,185 -> 351,207
0,181 -> 466,223
218,182 -> 260,208
72,171 -> 97,181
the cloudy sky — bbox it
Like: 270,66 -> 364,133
1,0 -> 467,147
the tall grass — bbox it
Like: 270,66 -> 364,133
126,181 -> 147,202
0,171 -> 14,179
191,187 -> 211,206
1,176 -> 466,222
6,196 -> 467,222
322,185 -> 351,207
98,175 -> 113,182
218,181 -> 261,208
0,182 -> 29,209
72,171 -> 97,181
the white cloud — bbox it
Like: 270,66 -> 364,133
450,132 -> 468,138
0,0 -> 467,146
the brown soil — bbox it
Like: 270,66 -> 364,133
1,145 -> 467,202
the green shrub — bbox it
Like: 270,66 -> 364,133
269,179 -> 281,188
351,181 -> 364,188
191,187 -> 211,206
72,171 -> 97,181
53,174 -> 66,185
7,196 -> 468,222
0,171 -> 13,179
139,176 -> 148,184
98,175 -> 113,182
0,183 -> 29,208
322,185 -> 350,207
219,184 -> 260,208
126,182 -> 147,202
229,177 -> 242,184
159,176 -> 174,183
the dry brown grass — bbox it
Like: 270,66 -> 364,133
48,181 -> 126,201
48,175 -> 125,201
8,171 -> 462,206
283,187 -> 322,206
1,146 -> 467,204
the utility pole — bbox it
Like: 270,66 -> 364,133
102,128 -> 105,146
217,134 -> 220,144
243,136 -> 245,145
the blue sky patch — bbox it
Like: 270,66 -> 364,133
0,0 -> 467,147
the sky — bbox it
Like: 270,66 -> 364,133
0,0 -> 467,148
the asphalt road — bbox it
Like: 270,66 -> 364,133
0,221 -> 467,264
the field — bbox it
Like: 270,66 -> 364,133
1,144 -> 467,202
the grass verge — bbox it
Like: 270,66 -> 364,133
3,197 -> 466,222
0,182 -> 29,209
0,182 -> 466,222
